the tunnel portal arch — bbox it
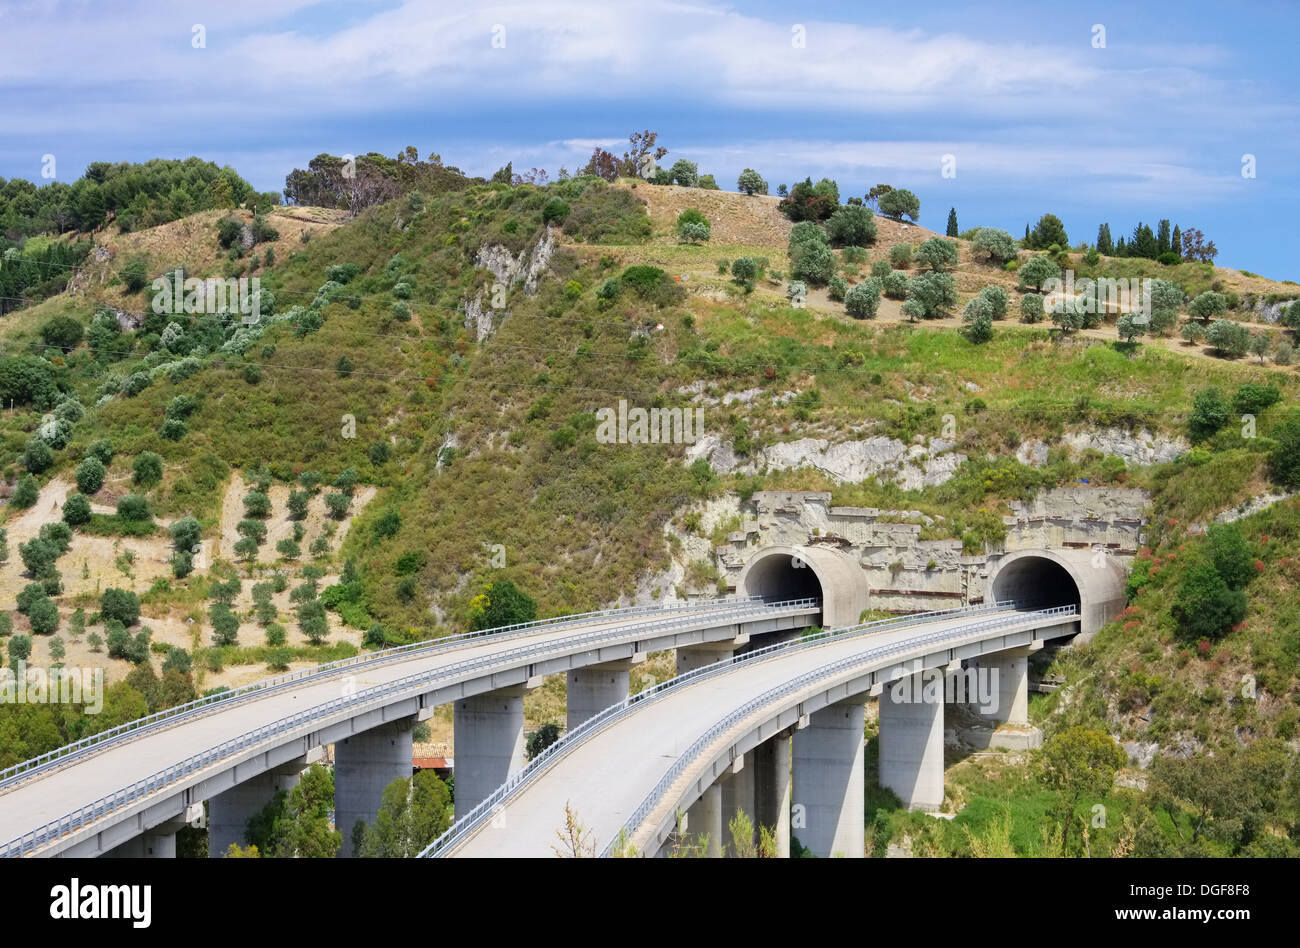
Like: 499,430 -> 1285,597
738,545 -> 869,630
988,548 -> 1126,640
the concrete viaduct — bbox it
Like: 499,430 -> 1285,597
0,545 -> 1124,859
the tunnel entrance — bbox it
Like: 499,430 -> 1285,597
989,554 -> 1082,614
742,552 -> 824,604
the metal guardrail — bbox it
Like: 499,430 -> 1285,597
0,595 -> 769,792
419,598 -> 1065,857
600,603 -> 1078,856
0,597 -> 818,857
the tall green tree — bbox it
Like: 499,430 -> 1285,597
945,207 -> 958,237
1040,727 -> 1126,855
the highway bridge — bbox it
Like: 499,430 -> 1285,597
0,545 -> 1124,858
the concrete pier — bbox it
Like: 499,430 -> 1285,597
684,782 -> 722,856
878,670 -> 944,811
453,687 -> 528,815
208,759 -> 307,857
335,718 -> 415,855
566,660 -> 633,730
676,644 -> 734,676
719,753 -> 755,856
792,698 -> 866,857
754,731 -> 792,857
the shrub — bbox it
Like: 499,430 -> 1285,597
75,455 -> 106,494
41,316 -> 84,350
1181,322 -> 1206,344
11,475 -> 39,509
1188,291 -> 1228,322
915,237 -> 958,272
905,271 -> 958,319
62,492 -> 92,526
101,587 -> 141,626
87,439 -> 114,464
160,418 -> 187,440
826,205 -> 877,246
1171,563 -> 1246,642
326,263 -> 362,284
1205,319 -> 1250,358
878,188 -> 920,221
1208,523 -> 1254,590
827,275 -> 848,301
1188,388 -> 1231,442
969,227 -> 1018,264
1232,382 -> 1282,416
976,285 -> 1009,319
678,220 -> 710,243
1267,413 -> 1300,488
541,198 -> 571,225
23,439 -> 53,475
1020,293 -> 1045,323
730,257 -> 759,283
869,260 -> 891,279
133,451 -> 163,486
736,169 -> 768,195
786,281 -> 808,304
117,494 -> 151,522
217,217 -> 243,249
881,271 -> 908,300
788,241 -> 834,286
1157,251 -> 1181,266
1017,254 -> 1060,291
243,490 -> 272,518
844,281 -> 881,319
888,243 -> 913,268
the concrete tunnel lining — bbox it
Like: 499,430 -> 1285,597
988,548 -> 1126,641
738,545 -> 869,630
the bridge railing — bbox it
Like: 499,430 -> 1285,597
0,594 -> 775,792
419,598 -> 1068,857
602,603 -> 1079,855
0,596 -> 820,858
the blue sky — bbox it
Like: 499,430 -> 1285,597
1,0 -> 1297,277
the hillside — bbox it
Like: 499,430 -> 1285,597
1,167 -> 1298,855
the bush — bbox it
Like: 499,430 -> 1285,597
827,275 -> 848,301
1157,251 -> 1181,266
1188,388 -> 1231,442
217,217 -> 243,249
1017,254 -> 1060,291
11,475 -> 39,509
468,580 -> 538,631
41,316 -> 84,350
1020,292 -> 1045,323
878,188 -> 920,221
826,205 -> 877,246
132,451 -> 163,486
915,237 -> 958,272
788,240 -> 834,286
844,281 -> 881,319
888,243 -> 913,268
23,439 -> 53,474
541,198 -> 571,225
969,227 -> 1018,264
881,271 -> 908,300
976,285 -> 1009,319
62,492 -> 92,526
1205,319 -> 1250,358
114,494 -> 150,522
736,168 -> 768,195
1232,382 -> 1282,416
678,220 -> 710,243
75,455 -> 106,494
160,418 -> 187,440
243,490 -> 272,518
730,257 -> 759,283
904,271 -> 958,319
1181,322 -> 1206,344
1267,413 -> 1300,488
668,159 -> 698,187
1171,563 -> 1246,642
326,263 -> 362,284
1188,291 -> 1228,322
87,438 -> 114,464
101,587 -> 141,626
1208,523 -> 1254,590
786,281 -> 808,305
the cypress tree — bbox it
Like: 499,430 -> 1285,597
946,207 -> 958,237
1172,225 -> 1182,258
1096,223 -> 1113,255
1157,219 -> 1171,256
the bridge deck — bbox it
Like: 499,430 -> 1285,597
0,600 -> 817,855
448,608 -> 1073,857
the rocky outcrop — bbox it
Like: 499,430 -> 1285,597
686,435 -> 967,490
462,227 -> 556,341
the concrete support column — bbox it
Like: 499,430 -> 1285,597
453,686 -> 528,816
684,782 -> 722,857
208,759 -> 307,857
792,698 -> 866,858
754,731 -> 792,857
719,753 -> 755,856
104,819 -> 186,858
566,659 -> 633,730
972,647 -> 1031,725
878,670 -> 945,812
335,718 -> 415,856
676,644 -> 734,676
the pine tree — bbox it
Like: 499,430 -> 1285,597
1157,219 -> 1171,256
1096,223 -> 1113,255
1115,236 -> 1127,256
1024,223 -> 1030,243
946,207 -> 958,237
